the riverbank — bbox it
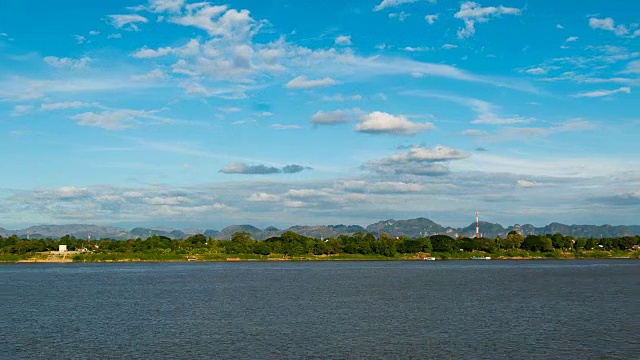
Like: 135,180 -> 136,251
2,250 -> 639,263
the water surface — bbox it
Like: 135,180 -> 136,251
1,260 -> 638,359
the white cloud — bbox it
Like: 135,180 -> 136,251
442,44 -> 458,50
285,75 -> 339,89
556,24 -> 564,29
517,180 -> 544,188
89,30 -> 100,36
622,60 -> 640,74
425,14 -> 438,24
588,17 -> 629,36
374,0 -> 433,11
356,111 -> 434,135
41,101 -> 95,111
219,107 -> 242,113
471,114 -> 531,125
178,80 -> 213,96
148,0 -> 185,13
403,91 -> 533,125
524,67 -> 547,75
37,186 -> 89,200
402,46 -> 431,52
74,35 -> 86,44
132,46 -> 173,58
248,192 -> 280,202
131,69 -> 166,82
169,4 -> 260,42
107,33 -> 122,39
311,110 -> 352,125
144,196 -> 190,205
107,14 -> 149,31
366,145 -> 469,176
70,110 -> 149,130
389,12 -> 410,22
322,94 -> 363,102
43,56 -> 91,69
454,2 -> 522,39
11,105 -> 33,116
565,36 -> 579,42
335,35 -> 352,46
573,87 -> 631,98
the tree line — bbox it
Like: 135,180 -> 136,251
1,230 -> 639,257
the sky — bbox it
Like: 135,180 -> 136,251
0,0 -> 639,230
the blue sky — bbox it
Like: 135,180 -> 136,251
0,0 -> 639,230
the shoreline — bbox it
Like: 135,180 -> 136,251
4,254 -> 639,264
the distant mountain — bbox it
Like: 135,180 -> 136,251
217,225 -> 263,240
366,218 -> 444,238
286,224 -> 366,240
1,219 -> 640,240
203,229 -> 220,238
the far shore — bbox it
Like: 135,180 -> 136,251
3,251 -> 639,264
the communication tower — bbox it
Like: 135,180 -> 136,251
475,211 -> 480,239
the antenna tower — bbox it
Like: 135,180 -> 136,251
475,211 -> 480,239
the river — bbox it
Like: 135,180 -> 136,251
1,260 -> 638,359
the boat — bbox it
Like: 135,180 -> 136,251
422,257 -> 436,261
471,256 -> 491,260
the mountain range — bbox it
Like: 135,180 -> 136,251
1,218 -> 640,240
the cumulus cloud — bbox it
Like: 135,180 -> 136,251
148,0 -> 185,13
425,14 -> 438,24
622,60 -> 640,74
517,180 -> 544,188
285,76 -> 339,89
454,2 -> 522,39
365,145 -> 469,176
132,46 -> 174,58
356,112 -> 434,135
588,17 -> 629,37
573,87 -> 631,98
247,192 -> 280,202
169,4 -> 260,41
374,0 -> 433,11
131,69 -> 166,82
220,163 -> 311,175
524,67 -> 547,75
69,109 -> 167,130
335,35 -> 351,46
108,14 -> 149,31
389,12 -> 410,22
310,110 -> 353,125
44,56 -> 91,69
36,186 -> 89,200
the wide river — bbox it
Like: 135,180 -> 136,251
1,260 -> 638,359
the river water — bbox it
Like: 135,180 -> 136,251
1,260 -> 638,359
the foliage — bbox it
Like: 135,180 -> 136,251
1,231 -> 638,261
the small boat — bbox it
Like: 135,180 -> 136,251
422,257 -> 436,261
471,256 -> 491,260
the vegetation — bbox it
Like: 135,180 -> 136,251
1,230 -> 639,262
